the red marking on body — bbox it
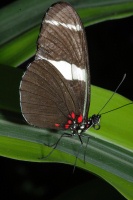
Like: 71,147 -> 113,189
77,114 -> 83,123
65,124 -> 70,129
67,120 -> 72,124
55,123 -> 60,127
71,112 -> 75,119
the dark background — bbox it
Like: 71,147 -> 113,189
88,16 -> 133,101
1,1 -> 133,199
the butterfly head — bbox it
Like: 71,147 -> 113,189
89,114 -> 101,130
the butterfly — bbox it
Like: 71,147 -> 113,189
20,2 -> 100,150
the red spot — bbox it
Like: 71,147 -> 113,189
67,120 -> 72,124
55,123 -> 60,127
71,112 -> 75,119
65,124 -> 70,129
77,114 -> 83,123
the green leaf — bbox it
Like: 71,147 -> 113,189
0,0 -> 133,67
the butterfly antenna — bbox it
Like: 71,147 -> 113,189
100,102 -> 133,115
98,73 -> 126,115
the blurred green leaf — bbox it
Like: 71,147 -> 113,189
0,0 -> 133,66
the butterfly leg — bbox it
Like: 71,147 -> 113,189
83,136 -> 90,163
80,134 -> 90,163
39,132 -> 73,160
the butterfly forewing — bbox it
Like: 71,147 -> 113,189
20,2 -> 90,129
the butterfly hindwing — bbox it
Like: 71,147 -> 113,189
20,59 -> 80,128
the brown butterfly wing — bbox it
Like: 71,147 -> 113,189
20,2 -> 90,129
